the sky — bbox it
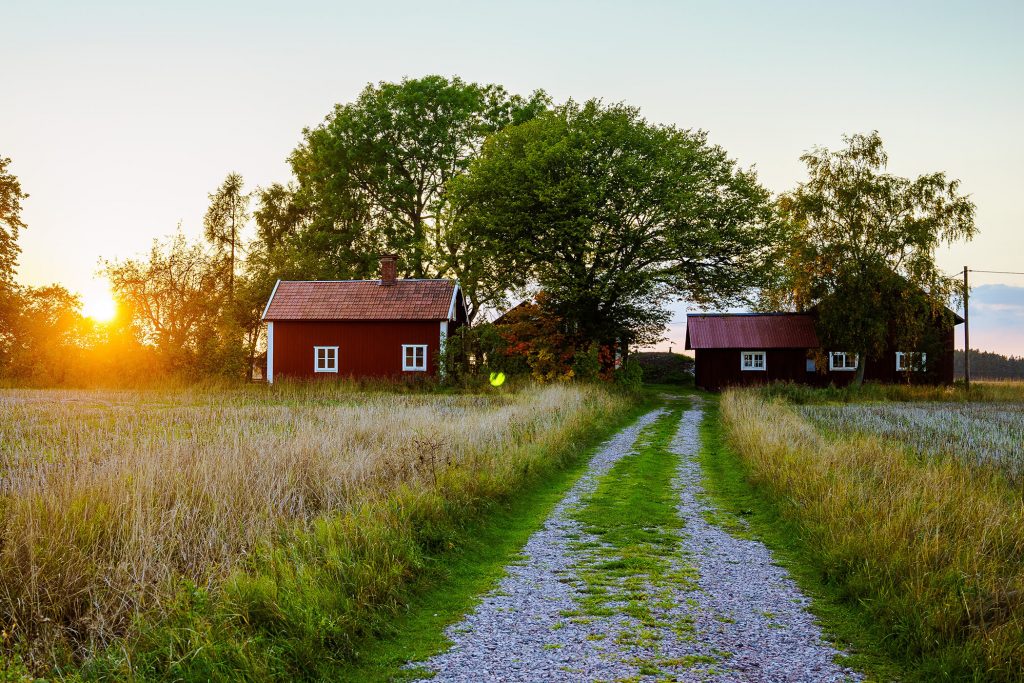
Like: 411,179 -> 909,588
3,0 -> 1022,354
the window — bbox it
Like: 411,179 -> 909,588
740,350 -> 766,371
314,346 -> 338,373
829,351 -> 858,371
896,351 -> 926,372
403,344 -> 427,372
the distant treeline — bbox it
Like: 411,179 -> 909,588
955,349 -> 1024,380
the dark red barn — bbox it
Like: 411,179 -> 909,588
262,256 -> 467,382
686,310 -> 961,392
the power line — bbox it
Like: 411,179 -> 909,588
969,269 -> 1024,276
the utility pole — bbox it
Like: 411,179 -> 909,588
963,265 -> 970,391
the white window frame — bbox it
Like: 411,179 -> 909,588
402,344 -> 428,372
829,351 -> 859,371
740,350 -> 766,371
314,345 -> 338,373
896,351 -> 927,372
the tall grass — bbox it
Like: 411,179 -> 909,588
720,390 -> 1024,680
756,379 -> 1024,405
0,383 -> 626,677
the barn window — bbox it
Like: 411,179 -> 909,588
740,351 -> 766,371
314,346 -> 338,373
402,344 -> 427,371
896,351 -> 926,372
829,351 -> 858,371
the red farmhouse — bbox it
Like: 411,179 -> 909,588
262,256 -> 467,382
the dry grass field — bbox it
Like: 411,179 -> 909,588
0,382 -> 625,675
721,389 -> 1024,680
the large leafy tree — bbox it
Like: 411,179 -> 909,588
771,131 -> 977,384
451,100 -> 781,352
288,75 -> 550,320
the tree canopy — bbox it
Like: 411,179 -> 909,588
769,131 -> 977,383
451,99 -> 781,350
285,75 -> 550,320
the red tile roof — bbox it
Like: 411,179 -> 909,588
263,279 -> 458,321
685,314 -> 819,349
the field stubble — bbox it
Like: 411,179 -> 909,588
0,382 -> 623,673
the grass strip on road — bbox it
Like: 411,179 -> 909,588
327,392 -> 662,682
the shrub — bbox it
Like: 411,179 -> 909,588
633,352 -> 694,385
614,358 -> 644,391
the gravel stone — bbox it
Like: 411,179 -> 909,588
410,400 -> 862,682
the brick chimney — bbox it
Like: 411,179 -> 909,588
379,254 -> 397,286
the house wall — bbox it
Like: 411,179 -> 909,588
271,320 -> 444,380
694,348 -> 812,392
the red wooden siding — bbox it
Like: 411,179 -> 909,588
694,348 -> 813,391
689,312 -> 957,392
272,320 -> 443,380
693,328 -> 956,392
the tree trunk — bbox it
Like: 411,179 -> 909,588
853,352 -> 867,387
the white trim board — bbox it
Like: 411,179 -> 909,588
261,279 -> 282,320
267,322 -> 274,384
447,282 -> 461,320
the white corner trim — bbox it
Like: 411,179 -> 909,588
447,282 -> 460,321
267,322 -> 274,384
261,279 -> 282,320
439,321 -> 449,379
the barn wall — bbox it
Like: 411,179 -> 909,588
693,320 -> 958,392
272,320 -> 442,380
823,326 -> 957,386
694,348 -> 812,392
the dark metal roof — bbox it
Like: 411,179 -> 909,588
262,279 -> 458,321
685,313 -> 820,349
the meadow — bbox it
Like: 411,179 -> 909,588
801,401 -> 1024,483
720,386 -> 1024,680
0,382 -> 627,678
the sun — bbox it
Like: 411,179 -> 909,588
81,288 -> 118,322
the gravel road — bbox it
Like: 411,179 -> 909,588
411,400 -> 861,682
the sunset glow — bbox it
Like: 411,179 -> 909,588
81,287 -> 117,322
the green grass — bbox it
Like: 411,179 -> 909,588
325,390 -> 661,682
7,384 -> 632,681
560,392 -> 717,678
755,379 -> 1024,405
697,394 -> 907,682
